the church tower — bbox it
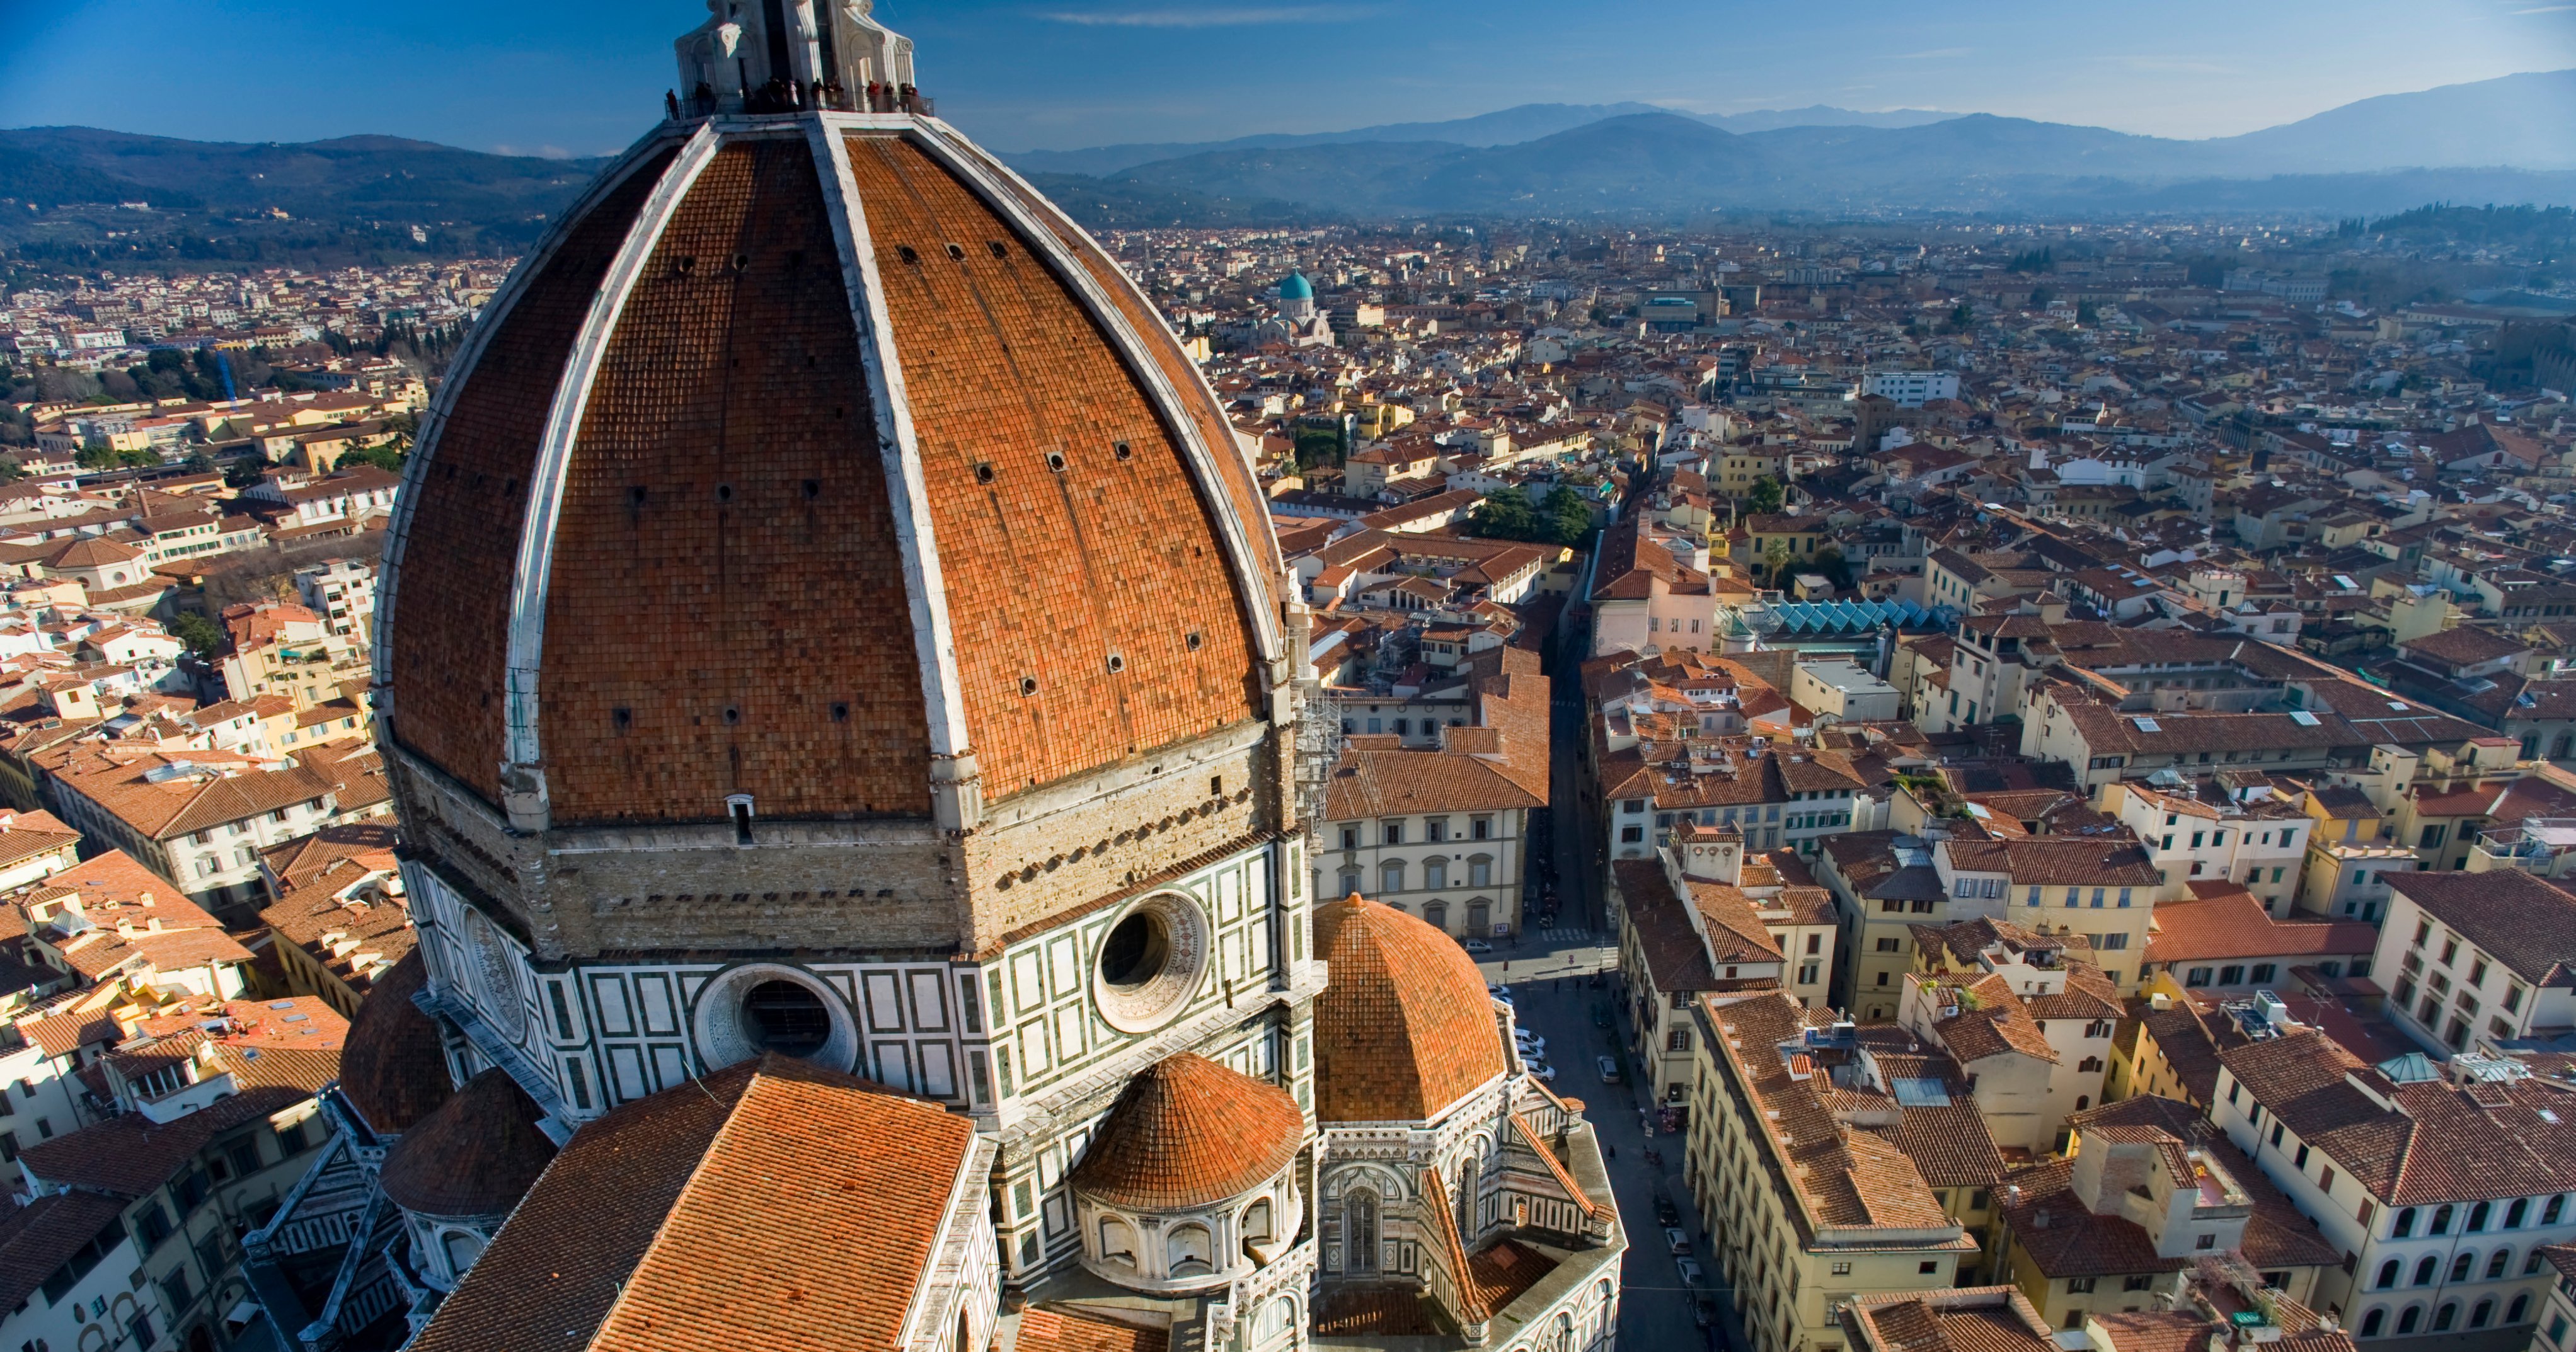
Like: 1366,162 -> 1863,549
372,0 -> 1321,1305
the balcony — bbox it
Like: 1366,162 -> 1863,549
2468,817 -> 2576,876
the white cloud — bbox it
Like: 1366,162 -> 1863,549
1035,4 -> 1376,26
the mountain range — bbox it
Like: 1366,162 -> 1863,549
1,69 -> 2570,258
1011,70 -> 2576,222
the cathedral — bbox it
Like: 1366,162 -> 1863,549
244,4 -> 1623,1351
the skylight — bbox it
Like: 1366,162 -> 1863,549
2289,711 -> 2321,726
2132,716 -> 2161,733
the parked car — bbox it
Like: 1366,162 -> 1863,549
1463,939 -> 1493,953
1676,1259 -> 1705,1288
1596,1056 -> 1621,1084
1487,984 -> 1512,1002
1590,1007 -> 1611,1029
1693,1301 -> 1716,1329
1664,1227 -> 1691,1255
1653,1195 -> 1680,1227
1515,1033 -> 1545,1054
1527,1062 -> 1558,1082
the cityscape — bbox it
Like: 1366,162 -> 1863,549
0,5 -> 2573,1352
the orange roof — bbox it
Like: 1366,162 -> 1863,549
1311,895 -> 1507,1123
1067,1051 -> 1305,1210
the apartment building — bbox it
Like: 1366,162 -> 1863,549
1898,921 -> 2124,1152
1997,1093 -> 2343,1331
2213,1032 -> 2576,1343
1929,831 -> 2163,992
1817,830 -> 1952,1021
2379,869 -> 2576,1055
1682,992 -> 1983,1352
1316,650 -> 1546,938
2100,777 -> 2313,914
1611,826 -> 1840,1103
17,1010 -> 338,1352
38,745 -> 345,915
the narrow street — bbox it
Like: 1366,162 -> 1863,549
1446,634 -> 1737,1352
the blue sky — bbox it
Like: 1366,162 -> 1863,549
3,0 -> 2572,156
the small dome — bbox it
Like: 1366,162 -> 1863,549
336,951 -> 452,1135
380,1069 -> 559,1218
1279,272 -> 1314,301
1311,895 -> 1506,1123
1069,1052 -> 1304,1211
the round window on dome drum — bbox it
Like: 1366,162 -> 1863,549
1098,912 -> 1169,991
1093,893 -> 1209,1034
742,980 -> 832,1057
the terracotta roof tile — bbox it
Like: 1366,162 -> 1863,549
1312,895 -> 1507,1123
1067,1051 -> 1304,1210
411,1053 -> 977,1352
379,1068 -> 558,1217
335,949 -> 451,1134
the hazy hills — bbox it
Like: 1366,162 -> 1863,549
0,70 -> 2568,260
1002,102 -> 1957,177
1048,71 -> 2576,221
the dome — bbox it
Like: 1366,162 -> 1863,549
379,1068 -> 560,1218
377,98 -> 1285,829
1278,272 -> 1314,301
1068,1052 -> 1304,1210
336,951 -> 452,1135
1311,895 -> 1507,1123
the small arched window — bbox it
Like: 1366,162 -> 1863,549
2468,1200 -> 2492,1232
2359,1309 -> 2385,1338
2507,1198 -> 2530,1229
442,1230 -> 485,1276
2509,1294 -> 2531,1324
2487,1249 -> 2511,1280
2431,1203 -> 2454,1234
1168,1223 -> 1213,1277
2432,1302 -> 2458,1333
2470,1298 -> 2496,1330
2393,1206 -> 2417,1238
2449,1252 -> 2474,1283
1099,1216 -> 1137,1264
2375,1259 -> 2400,1290
2413,1256 -> 2439,1286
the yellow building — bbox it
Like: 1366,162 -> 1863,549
1683,992 -> 1984,1352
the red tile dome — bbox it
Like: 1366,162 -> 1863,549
379,1068 -> 560,1218
376,113 -> 1282,828
336,951 -> 451,1135
1068,1052 -> 1306,1212
1311,895 -> 1508,1123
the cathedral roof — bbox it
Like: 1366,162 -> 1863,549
1279,272 -> 1314,301
379,115 -> 1285,828
379,1068 -> 558,1218
1067,1051 -> 1305,1212
334,949 -> 451,1136
1311,894 -> 1509,1123
407,1053 -> 977,1352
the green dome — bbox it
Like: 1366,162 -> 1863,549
1279,272 -> 1314,301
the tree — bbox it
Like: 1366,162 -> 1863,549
2028,285 -> 2055,310
1945,302 -> 1976,333
168,609 -> 224,658
2076,299 -> 2102,327
1745,476 -> 1786,515
1468,486 -> 1541,540
336,443 -> 408,474
1537,486 -> 1595,546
